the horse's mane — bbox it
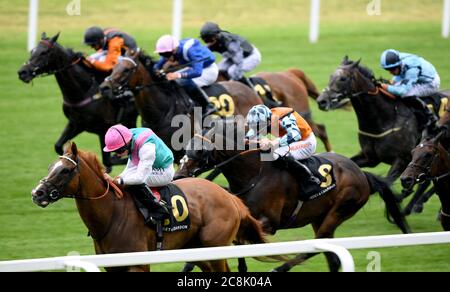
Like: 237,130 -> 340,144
77,150 -> 105,178
342,58 -> 376,81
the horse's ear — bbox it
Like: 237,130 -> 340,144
352,58 -> 361,68
342,55 -> 349,65
127,49 -> 139,59
41,32 -> 47,40
71,142 -> 78,156
434,130 -> 445,144
50,32 -> 60,44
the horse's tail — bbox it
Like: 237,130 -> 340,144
287,68 -> 320,99
364,172 -> 411,234
231,196 -> 289,263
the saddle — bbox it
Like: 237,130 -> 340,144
249,77 -> 282,108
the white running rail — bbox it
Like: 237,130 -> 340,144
0,232 -> 449,272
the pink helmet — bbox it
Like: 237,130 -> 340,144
155,34 -> 179,53
103,125 -> 132,152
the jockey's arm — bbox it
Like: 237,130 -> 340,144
91,37 -> 124,72
387,67 -> 420,97
154,57 -> 168,71
179,50 -> 204,79
277,114 -> 302,147
227,41 -> 244,79
120,143 -> 156,185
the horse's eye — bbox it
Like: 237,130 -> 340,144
61,168 -> 70,174
339,76 -> 347,82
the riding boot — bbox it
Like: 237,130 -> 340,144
132,184 -> 170,224
403,96 -> 439,136
280,155 -> 322,185
189,85 -> 217,117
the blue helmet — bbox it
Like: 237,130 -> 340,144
380,49 -> 402,69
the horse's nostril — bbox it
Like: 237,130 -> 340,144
32,189 -> 44,198
401,177 -> 414,188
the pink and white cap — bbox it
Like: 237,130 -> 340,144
154,34 -> 179,53
103,124 -> 132,152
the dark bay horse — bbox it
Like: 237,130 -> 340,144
31,142 -> 273,272
18,32 -> 138,172
99,51 -> 262,162
401,133 -> 450,231
176,122 -> 410,272
218,69 -> 333,152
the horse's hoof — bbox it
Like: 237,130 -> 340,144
412,204 -> 424,214
269,268 -> 279,272
105,166 -> 112,174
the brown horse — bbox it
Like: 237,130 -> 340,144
176,122 -> 410,272
218,69 -> 333,152
401,133 -> 450,231
31,142 -> 272,272
99,51 -> 262,162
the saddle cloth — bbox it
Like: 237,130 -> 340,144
134,183 -> 191,232
295,155 -> 337,201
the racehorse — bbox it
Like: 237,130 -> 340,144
401,132 -> 450,231
18,32 -> 138,172
99,50 -> 262,162
31,142 -> 274,272
175,121 -> 410,272
316,56 -> 440,206
217,70 -> 333,152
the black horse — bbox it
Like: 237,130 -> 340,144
18,32 -> 138,172
175,121 -> 409,272
316,57 -> 442,210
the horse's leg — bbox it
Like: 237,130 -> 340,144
386,158 -> 408,186
412,185 -> 435,213
127,265 -> 149,272
403,182 -> 430,215
181,262 -> 196,272
310,122 -> 333,152
351,152 -> 380,169
54,122 -> 83,155
194,261 -> 213,272
210,260 -> 230,272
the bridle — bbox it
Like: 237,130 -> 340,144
408,142 -> 450,183
39,155 -> 117,201
26,40 -> 82,78
104,57 -> 138,94
180,134 -> 263,196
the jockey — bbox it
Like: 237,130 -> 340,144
245,105 -> 322,185
380,49 -> 440,134
84,26 -> 138,73
200,22 -> 261,88
153,34 -> 218,117
103,124 -> 174,226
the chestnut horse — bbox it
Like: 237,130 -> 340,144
218,70 -> 333,152
99,51 -> 262,162
176,122 -> 410,272
401,133 -> 450,231
31,142 -> 272,272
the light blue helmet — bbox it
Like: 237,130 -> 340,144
246,105 -> 271,138
380,49 -> 402,69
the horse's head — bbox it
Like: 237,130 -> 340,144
99,50 -> 139,99
31,142 -> 80,208
18,32 -> 61,83
175,120 -> 247,179
318,56 -> 365,111
400,132 -> 445,190
175,133 -> 216,179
